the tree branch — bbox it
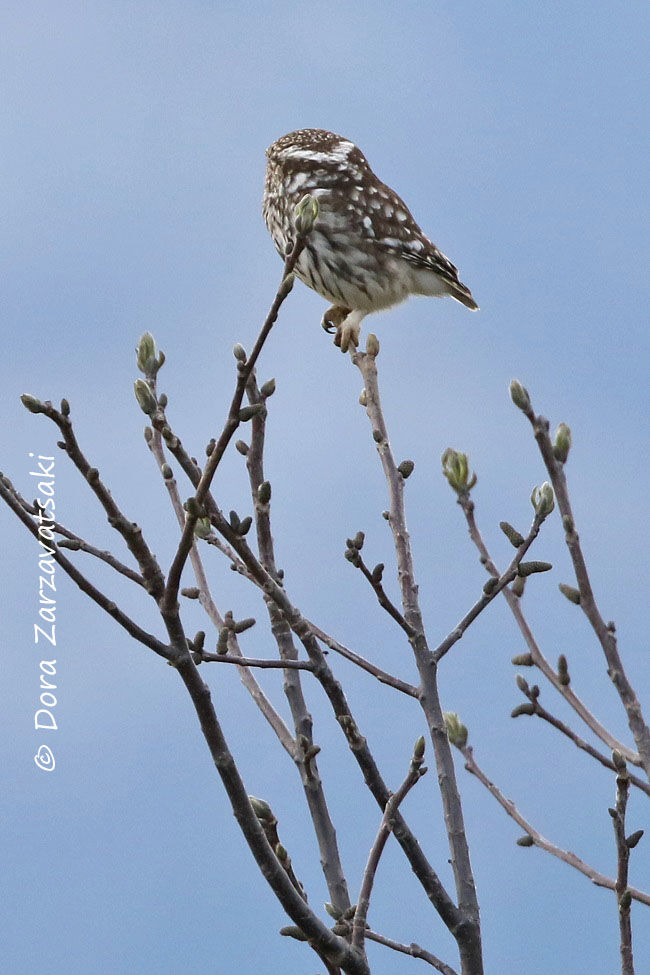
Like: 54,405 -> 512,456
351,739 -> 427,954
365,929 -> 459,975
352,343 -> 483,974
460,743 -> 650,907
457,493 -> 640,766
610,754 -> 636,974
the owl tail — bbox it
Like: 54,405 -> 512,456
449,280 -> 479,311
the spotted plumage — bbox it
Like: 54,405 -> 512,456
263,128 -> 478,351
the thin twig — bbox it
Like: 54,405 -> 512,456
198,652 -> 313,670
458,494 -> 640,766
244,373 -> 352,913
610,756 -> 635,974
353,346 -> 483,975
146,413 -> 296,757
365,929 -> 459,975
0,476 -> 171,660
460,744 -> 650,907
305,619 -> 419,699
351,742 -> 426,953
524,401 -> 650,776
160,236 -> 307,617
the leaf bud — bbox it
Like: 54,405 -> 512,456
553,423 -> 572,463
133,379 -> 158,417
500,521 -> 525,548
559,583 -> 581,605
260,378 -> 276,398
161,463 -> 173,480
324,902 -> 343,920
511,653 -> 534,666
193,516 -> 212,539
352,531 -> 365,550
372,429 -> 383,443
181,587 -> 200,599
511,575 -> 526,598
626,829 -> 644,849
518,560 -> 552,577
557,654 -> 570,686
258,480 -> 271,505
60,398 -> 70,416
509,379 -> 531,412
483,577 -> 499,596
232,343 -> 247,362
612,750 -> 627,773
238,404 -> 264,422
234,617 -> 256,634
516,834 -> 534,847
398,459 -> 415,479
413,735 -> 426,760
249,795 -> 274,822
278,272 -> 295,299
229,510 -> 240,530
365,333 -> 380,357
21,394 -> 44,414
531,481 -> 555,520
358,388 -> 367,407
371,563 -> 384,584
216,628 -> 229,654
235,440 -> 249,456
136,332 -> 157,374
279,926 -> 309,942
443,711 -> 468,748
516,674 -> 530,694
511,703 -> 535,717
275,843 -> 287,862
441,448 -> 476,494
144,427 -> 153,443
293,193 -> 319,234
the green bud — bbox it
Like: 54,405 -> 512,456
258,480 -> 271,505
161,463 -> 173,480
275,843 -> 287,862
21,394 -> 44,414
441,448 -> 477,494
553,422 -> 572,463
443,711 -> 468,748
232,343 -> 247,362
562,514 -> 574,533
278,272 -> 295,299
531,481 -> 555,519
193,631 -> 205,652
612,750 -> 627,773
342,904 -> 357,920
509,379 -> 531,412
324,902 -> 343,920
293,194 -> 319,234
249,795 -> 274,822
372,429 -> 383,443
413,735 -> 426,760
235,440 -> 249,456
559,583 -> 581,605
331,922 -> 350,936
398,459 -> 415,479
516,674 -> 530,694
516,834 -> 534,847
366,333 -> 380,357
511,653 -> 534,666
133,379 -> 158,417
158,393 -> 167,408
500,521 -> 525,548
193,516 -> 212,539
260,378 -> 276,398
238,404 -> 264,422
205,438 -> 215,457
359,388 -> 367,407
352,531 -> 365,550
136,332 -> 157,373
518,560 -> 552,577
60,398 -> 70,416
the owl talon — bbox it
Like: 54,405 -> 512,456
321,305 -> 350,335
335,320 -> 361,354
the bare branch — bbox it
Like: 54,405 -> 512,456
353,344 -> 482,973
305,619 -> 419,699
610,754 -> 636,974
458,493 -> 640,766
352,739 -> 427,954
460,743 -> 650,907
0,475 -> 171,660
198,652 -> 313,670
522,398 -> 650,775
365,929 -> 459,975
146,413 -> 296,757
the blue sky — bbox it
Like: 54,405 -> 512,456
2,2 -> 649,973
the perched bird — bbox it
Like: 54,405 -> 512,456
263,128 -> 478,352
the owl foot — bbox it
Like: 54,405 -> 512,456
321,305 -> 351,335
334,318 -> 362,354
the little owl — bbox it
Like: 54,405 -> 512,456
263,128 -> 478,352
